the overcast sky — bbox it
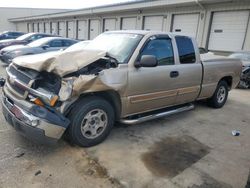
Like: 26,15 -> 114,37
0,0 -> 134,9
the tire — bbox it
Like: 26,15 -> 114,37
207,80 -> 228,108
67,96 -> 115,147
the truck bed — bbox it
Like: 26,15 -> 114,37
198,53 -> 242,100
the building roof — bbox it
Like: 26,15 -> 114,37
8,0 -> 235,22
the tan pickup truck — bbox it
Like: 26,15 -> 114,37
1,31 -> 242,147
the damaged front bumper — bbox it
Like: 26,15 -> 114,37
2,87 -> 70,145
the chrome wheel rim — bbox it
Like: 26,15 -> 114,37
217,86 -> 226,103
80,109 -> 108,139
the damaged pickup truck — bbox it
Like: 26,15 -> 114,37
1,31 -> 242,147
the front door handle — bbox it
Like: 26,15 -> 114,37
170,71 -> 179,78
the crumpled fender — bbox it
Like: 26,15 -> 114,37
58,67 -> 128,101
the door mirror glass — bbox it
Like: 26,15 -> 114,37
135,55 -> 158,68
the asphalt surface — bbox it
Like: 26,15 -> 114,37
0,64 -> 249,188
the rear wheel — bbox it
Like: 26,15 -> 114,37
67,96 -> 114,147
207,80 -> 228,108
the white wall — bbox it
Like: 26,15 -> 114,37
10,1 -> 250,52
0,7 -> 70,32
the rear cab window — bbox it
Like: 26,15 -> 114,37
175,36 -> 196,64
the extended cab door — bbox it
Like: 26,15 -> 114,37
126,35 -> 179,116
126,35 -> 202,116
173,36 -> 202,104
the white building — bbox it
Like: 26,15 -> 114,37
0,7 -> 70,32
6,0 -> 250,52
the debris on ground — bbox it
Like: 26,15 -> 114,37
35,170 -> 42,176
15,152 -> 25,158
232,130 -> 240,136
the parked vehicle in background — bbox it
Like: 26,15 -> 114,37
0,31 -> 25,40
229,51 -> 250,89
0,37 -> 77,64
64,40 -> 90,52
238,67 -> 250,89
1,31 -> 242,147
0,33 -> 57,50
199,47 -> 214,55
229,51 -> 250,68
7,40 -> 92,68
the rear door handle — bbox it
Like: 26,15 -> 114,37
170,71 -> 179,78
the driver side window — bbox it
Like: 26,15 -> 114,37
140,38 -> 175,66
48,40 -> 63,47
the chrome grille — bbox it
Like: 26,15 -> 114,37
6,65 -> 33,97
8,65 -> 31,84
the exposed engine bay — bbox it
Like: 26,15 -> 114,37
7,56 -> 118,109
64,57 -> 118,78
32,57 -> 117,95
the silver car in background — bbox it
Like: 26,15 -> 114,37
0,37 -> 78,64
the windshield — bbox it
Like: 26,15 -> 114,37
84,33 -> 143,63
28,38 -> 51,47
64,41 -> 90,52
229,53 -> 250,61
17,33 -> 34,40
0,31 -> 8,35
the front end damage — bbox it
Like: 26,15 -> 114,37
1,49 -> 124,144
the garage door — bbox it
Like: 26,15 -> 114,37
103,18 -> 116,32
67,21 -> 76,39
143,16 -> 164,31
77,20 -> 87,40
44,22 -> 50,34
89,19 -> 100,40
38,22 -> 44,33
33,23 -> 38,32
172,14 -> 200,38
121,17 -> 137,30
51,22 -> 58,35
208,11 -> 249,51
27,23 -> 33,32
58,22 -> 66,37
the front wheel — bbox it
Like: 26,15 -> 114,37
207,81 -> 228,108
67,96 -> 115,147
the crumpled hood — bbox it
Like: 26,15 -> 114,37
13,49 -> 107,77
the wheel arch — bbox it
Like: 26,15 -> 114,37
65,90 -> 122,121
219,76 -> 233,90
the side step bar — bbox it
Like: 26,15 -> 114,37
120,103 -> 194,125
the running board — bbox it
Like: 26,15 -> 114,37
120,103 -> 194,125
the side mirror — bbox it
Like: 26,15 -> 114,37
42,45 -> 49,50
135,55 -> 158,68
26,39 -> 33,43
